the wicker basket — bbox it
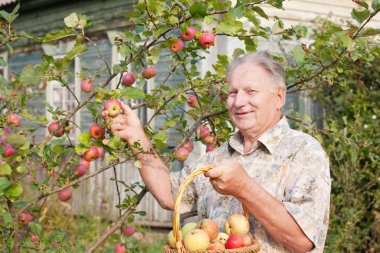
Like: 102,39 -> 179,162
163,166 -> 260,253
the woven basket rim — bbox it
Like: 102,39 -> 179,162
163,241 -> 260,252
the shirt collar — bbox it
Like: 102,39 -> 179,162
228,116 -> 290,155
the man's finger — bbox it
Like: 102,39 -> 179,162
120,101 -> 132,114
204,168 -> 222,179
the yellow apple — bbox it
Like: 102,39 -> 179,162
216,232 -> 229,245
197,218 -> 219,241
167,230 -> 182,249
181,222 -> 197,237
224,213 -> 250,235
183,229 -> 210,251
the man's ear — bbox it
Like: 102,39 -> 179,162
275,88 -> 286,110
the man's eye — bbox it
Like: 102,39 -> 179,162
228,91 -> 237,96
247,90 -> 257,95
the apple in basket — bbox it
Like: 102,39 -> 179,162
208,240 -> 225,250
183,229 -> 210,251
225,213 -> 250,235
197,218 -> 219,241
167,230 -> 183,249
215,232 -> 229,245
181,222 -> 197,237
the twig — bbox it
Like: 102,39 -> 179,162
113,165 -> 122,217
85,188 -> 148,253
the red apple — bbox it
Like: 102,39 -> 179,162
199,32 -> 215,48
95,146 -> 105,158
197,125 -> 210,139
73,164 -> 88,177
202,135 -> 216,145
122,73 -> 136,86
175,147 -> 190,162
180,27 -> 196,41
170,39 -> 184,53
19,212 -> 33,225
89,124 -> 105,140
206,143 -> 217,153
6,112 -> 20,127
123,226 -> 136,236
81,79 -> 94,93
48,122 -> 64,137
103,98 -> 122,117
82,146 -> 100,162
79,159 -> 90,170
182,141 -> 194,152
225,235 -> 244,249
31,235 -> 40,246
114,244 -> 127,253
187,95 -> 197,108
58,188 -> 72,202
197,218 -> 219,241
142,67 -> 156,79
2,144 -> 16,157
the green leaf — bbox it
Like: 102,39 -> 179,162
18,31 -> 42,42
1,211 -> 13,224
0,177 -> 11,191
168,16 -> 179,25
119,45 -> 132,58
336,33 -> 355,51
28,222 -> 43,236
134,160 -> 142,169
372,0 -> 380,10
189,2 -> 207,19
252,6 -> 268,19
292,45 -> 306,66
153,132 -> 168,143
351,8 -> 370,23
5,183 -> 23,197
19,64 -> 41,85
106,135 -> 122,149
42,28 -> 76,44
0,164 -> 12,176
215,20 -> 242,34
78,133 -> 91,147
75,144 -> 88,155
64,12 -> 79,28
358,28 -> 380,37
120,87 -> 146,99
63,40 -> 87,62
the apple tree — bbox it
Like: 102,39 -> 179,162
0,0 -> 379,252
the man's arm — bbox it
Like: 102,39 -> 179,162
204,160 -> 314,253
105,102 -> 175,210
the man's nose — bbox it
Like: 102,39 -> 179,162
233,90 -> 249,107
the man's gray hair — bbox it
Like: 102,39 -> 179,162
227,52 -> 287,91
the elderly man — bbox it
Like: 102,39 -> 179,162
105,52 -> 331,253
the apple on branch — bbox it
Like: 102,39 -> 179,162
114,244 -> 127,253
182,141 -> 194,153
175,147 -> 190,162
122,73 -> 136,86
122,226 -> 136,237
180,26 -> 196,41
6,112 -> 21,127
18,212 -> 33,225
82,146 -> 100,162
58,188 -> 72,202
48,122 -> 65,137
169,38 -> 184,53
187,95 -> 197,108
142,67 -> 157,79
2,144 -> 17,157
103,98 -> 122,118
81,79 -> 94,93
89,124 -> 105,140
199,32 -> 215,48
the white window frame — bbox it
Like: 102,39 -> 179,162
42,41 -> 81,139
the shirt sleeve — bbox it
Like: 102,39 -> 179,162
170,164 -> 198,215
283,139 -> 331,252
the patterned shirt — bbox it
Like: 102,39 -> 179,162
170,116 -> 331,252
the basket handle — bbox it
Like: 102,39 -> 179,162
172,165 -> 250,250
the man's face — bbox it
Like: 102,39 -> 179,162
227,63 -> 285,136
